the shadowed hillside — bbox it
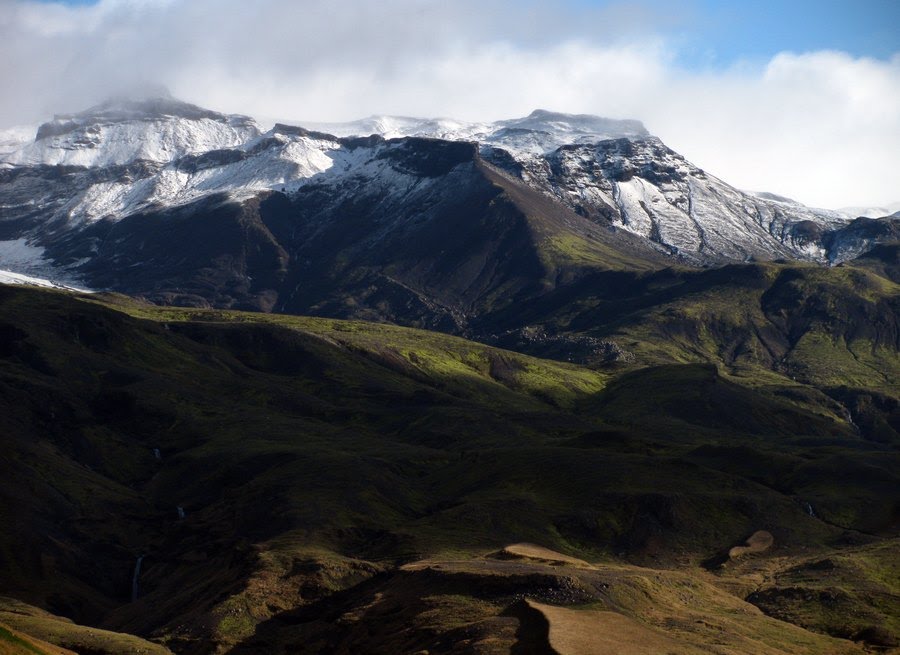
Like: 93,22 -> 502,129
0,285 -> 897,653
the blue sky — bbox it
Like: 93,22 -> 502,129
6,0 -> 900,206
37,0 -> 900,64
593,0 -> 900,63
670,0 -> 900,64
688,0 -> 900,61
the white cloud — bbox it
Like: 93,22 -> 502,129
1,0 -> 898,208
644,51 -> 900,208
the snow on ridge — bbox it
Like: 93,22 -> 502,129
4,116 -> 260,168
301,109 -> 649,156
0,98 -> 885,266
748,191 -> 849,225
53,96 -> 240,125
1,102 -> 650,169
750,191 -> 803,205
301,115 -> 490,141
498,109 -> 647,139
837,201 -> 900,219
57,127 -> 364,223
2,97 -> 262,168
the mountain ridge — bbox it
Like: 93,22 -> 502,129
0,96 -> 897,329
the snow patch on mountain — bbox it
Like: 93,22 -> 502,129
0,238 -> 49,271
750,191 -> 849,221
0,125 -> 36,158
0,268 -> 92,292
28,129 -> 349,223
0,238 -> 90,288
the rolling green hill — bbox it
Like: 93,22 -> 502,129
0,273 -> 897,653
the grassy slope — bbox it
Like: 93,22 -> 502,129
0,286 -> 611,650
233,545 -> 879,655
91,293 -> 607,411
746,540 -> 900,646
0,598 -> 167,655
569,263 -> 899,389
0,624 -> 75,655
485,260 -> 899,455
0,284 -> 897,653
478,162 -> 667,276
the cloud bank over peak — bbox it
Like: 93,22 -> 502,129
1,0 -> 898,208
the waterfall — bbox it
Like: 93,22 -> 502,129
131,555 -> 145,602
177,506 -> 186,520
153,448 -> 162,460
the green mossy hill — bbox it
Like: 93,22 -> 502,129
558,262 -> 899,384
0,598 -> 170,655
493,260 -> 892,355
588,363 -> 853,439
0,285 -> 897,653
90,291 -> 607,410
851,242 -> 900,283
490,260 -> 898,446
727,539 -> 900,650
0,625 -> 69,655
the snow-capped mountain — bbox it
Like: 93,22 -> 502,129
298,110 -> 860,262
0,96 -> 895,313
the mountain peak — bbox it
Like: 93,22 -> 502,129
10,96 -> 260,167
77,96 -> 219,120
40,96 -> 247,137
504,109 -> 649,139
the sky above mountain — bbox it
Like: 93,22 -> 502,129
3,0 -> 899,208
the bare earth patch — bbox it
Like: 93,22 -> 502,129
490,543 -> 596,569
728,530 -> 775,560
527,599 -> 703,655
